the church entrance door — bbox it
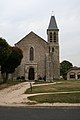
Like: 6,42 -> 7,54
28,68 -> 34,80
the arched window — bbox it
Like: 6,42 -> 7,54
52,47 -> 54,52
70,72 -> 75,79
49,47 -> 50,53
54,32 -> 56,42
50,32 -> 52,42
30,47 -> 34,61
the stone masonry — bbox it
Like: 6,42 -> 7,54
13,16 -> 60,81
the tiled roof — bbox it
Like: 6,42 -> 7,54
48,16 -> 58,30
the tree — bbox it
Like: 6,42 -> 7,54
0,38 -> 11,66
1,47 -> 23,81
60,60 -> 73,79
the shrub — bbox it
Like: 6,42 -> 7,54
21,76 -> 25,80
43,76 -> 46,81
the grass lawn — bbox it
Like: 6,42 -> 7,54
28,92 -> 80,103
25,80 -> 80,94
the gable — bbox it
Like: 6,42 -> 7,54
15,31 -> 48,46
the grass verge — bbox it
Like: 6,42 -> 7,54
25,80 -> 80,94
28,92 -> 80,103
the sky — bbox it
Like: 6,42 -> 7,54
0,0 -> 80,66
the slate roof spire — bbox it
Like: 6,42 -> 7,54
48,16 -> 58,30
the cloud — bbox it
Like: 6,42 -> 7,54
0,0 -> 80,66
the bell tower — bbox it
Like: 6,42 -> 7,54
46,16 -> 60,80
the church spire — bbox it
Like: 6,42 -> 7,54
47,15 -> 59,43
46,15 -> 60,80
48,16 -> 58,30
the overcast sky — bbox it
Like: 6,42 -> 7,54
0,0 -> 80,66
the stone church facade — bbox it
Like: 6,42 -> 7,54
14,16 -> 60,81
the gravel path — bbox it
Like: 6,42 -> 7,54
0,82 -> 32,106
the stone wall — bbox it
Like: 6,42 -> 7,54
14,32 -> 48,80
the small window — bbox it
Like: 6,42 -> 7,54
54,32 -> 56,42
52,47 -> 54,52
49,47 -> 50,53
70,75 -> 75,78
30,47 -> 34,61
50,32 -> 52,42
78,75 -> 80,79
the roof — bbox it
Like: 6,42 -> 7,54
67,67 -> 80,73
15,31 -> 48,45
48,16 -> 58,30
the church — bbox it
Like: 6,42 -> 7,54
14,16 -> 60,81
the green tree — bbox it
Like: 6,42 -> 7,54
1,47 -> 23,82
0,38 -> 11,66
60,60 -> 73,79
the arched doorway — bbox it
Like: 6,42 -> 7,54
28,68 -> 34,80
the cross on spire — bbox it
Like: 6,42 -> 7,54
51,11 -> 55,16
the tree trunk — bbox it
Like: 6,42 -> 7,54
2,72 -> 8,83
